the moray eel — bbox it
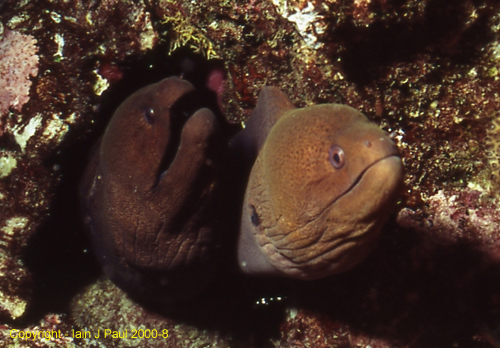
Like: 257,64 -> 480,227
234,87 -> 404,280
80,76 -> 226,301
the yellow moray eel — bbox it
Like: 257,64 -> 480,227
234,87 -> 404,280
80,77 -> 226,301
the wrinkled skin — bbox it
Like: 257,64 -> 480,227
80,77 -> 225,301
235,87 -> 404,280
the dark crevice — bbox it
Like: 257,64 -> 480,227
327,0 -> 496,85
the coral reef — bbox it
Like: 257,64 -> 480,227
0,27 -> 39,122
0,0 -> 500,347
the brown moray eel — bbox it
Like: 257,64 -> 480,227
234,87 -> 404,280
80,76 -> 226,301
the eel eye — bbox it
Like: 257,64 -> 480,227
143,107 -> 155,124
329,145 -> 345,169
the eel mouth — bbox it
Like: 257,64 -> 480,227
307,153 -> 404,225
153,90 -> 214,188
276,155 -> 403,276
341,154 -> 403,203
261,154 -> 403,249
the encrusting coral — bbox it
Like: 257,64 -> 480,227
0,27 -> 39,117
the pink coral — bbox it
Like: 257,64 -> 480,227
0,29 -> 39,116
397,188 -> 500,264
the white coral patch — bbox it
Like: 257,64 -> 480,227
12,114 -> 43,152
53,33 -> 65,60
93,69 -> 110,96
0,292 -> 26,319
139,11 -> 157,50
272,0 -> 326,49
1,216 -> 28,239
42,113 -> 69,144
0,155 -> 17,178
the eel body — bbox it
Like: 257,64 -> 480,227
80,77 -> 226,301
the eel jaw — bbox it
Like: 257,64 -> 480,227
274,155 -> 403,279
238,154 -> 404,279
343,155 -> 403,204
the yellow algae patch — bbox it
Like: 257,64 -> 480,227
161,8 -> 218,59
